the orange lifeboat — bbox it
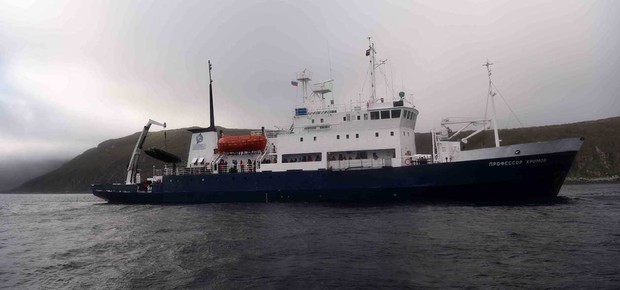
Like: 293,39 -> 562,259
218,135 -> 267,153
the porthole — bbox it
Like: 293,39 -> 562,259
515,150 -> 521,155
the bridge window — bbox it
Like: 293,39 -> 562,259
380,110 -> 390,119
391,109 -> 401,118
370,111 -> 379,120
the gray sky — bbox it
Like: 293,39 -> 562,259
1,0 -> 619,164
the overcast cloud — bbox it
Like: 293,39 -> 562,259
1,0 -> 619,164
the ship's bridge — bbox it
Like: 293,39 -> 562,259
258,100 -> 419,172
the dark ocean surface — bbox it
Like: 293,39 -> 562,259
1,183 -> 620,289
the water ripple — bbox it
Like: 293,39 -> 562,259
1,184 -> 620,288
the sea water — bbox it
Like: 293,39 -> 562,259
1,184 -> 619,289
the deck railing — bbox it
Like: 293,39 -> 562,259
152,164 -> 257,177
328,159 -> 386,171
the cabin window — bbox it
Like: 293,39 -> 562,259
320,118 -> 324,123
370,111 -> 380,120
356,134 -> 359,138
364,113 -> 369,120
403,131 -> 406,136
390,131 -> 394,136
346,114 -> 351,121
343,117 -> 346,121
283,152 -> 322,163
198,157 -> 205,164
312,119 -> 315,123
313,136 -> 317,141
357,115 -> 361,120
346,134 -> 349,139
191,157 -> 198,165
337,135 -> 340,140
300,137 -> 303,142
391,109 -> 401,118
380,110 -> 390,119
375,132 -> 379,137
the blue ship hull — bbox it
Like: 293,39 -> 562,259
92,150 -> 578,204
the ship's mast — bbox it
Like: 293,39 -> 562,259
297,69 -> 312,104
367,37 -> 387,106
207,60 -> 216,132
368,37 -> 377,105
483,60 -> 500,147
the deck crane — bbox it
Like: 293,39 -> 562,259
125,119 -> 166,184
440,117 -> 493,144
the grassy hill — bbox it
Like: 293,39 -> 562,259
12,117 -> 620,193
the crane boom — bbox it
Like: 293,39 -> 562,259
125,119 -> 166,184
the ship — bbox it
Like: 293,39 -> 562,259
92,39 -> 583,204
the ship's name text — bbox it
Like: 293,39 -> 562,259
488,158 -> 547,167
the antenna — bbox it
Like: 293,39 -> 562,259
327,41 -> 335,106
327,41 -> 333,79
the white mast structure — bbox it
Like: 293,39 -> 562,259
369,37 -> 377,104
367,37 -> 387,106
296,68 -> 333,111
297,69 -> 312,103
483,60 -> 500,147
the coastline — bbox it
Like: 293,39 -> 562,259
565,175 -> 620,184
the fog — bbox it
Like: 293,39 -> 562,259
1,0 -> 619,187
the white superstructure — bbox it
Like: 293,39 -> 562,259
180,39 -> 422,175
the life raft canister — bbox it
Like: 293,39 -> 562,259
217,135 -> 267,153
